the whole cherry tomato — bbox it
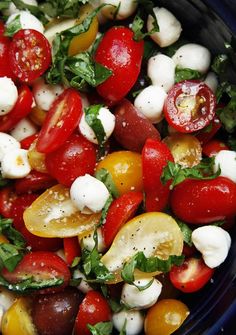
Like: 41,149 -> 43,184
170,177 -> 236,224
142,138 -> 174,212
74,290 -> 111,335
164,80 -> 216,133
45,133 -> 97,186
36,89 -> 83,154
0,35 -> 16,79
169,257 -> 214,293
0,186 -> 17,218
202,139 -> 229,157
94,26 -> 144,103
9,29 -> 51,83
14,170 -> 57,194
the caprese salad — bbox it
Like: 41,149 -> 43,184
0,1 -> 235,335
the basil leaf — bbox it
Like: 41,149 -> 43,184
143,39 -> 160,61
133,277 -> 154,291
211,54 -> 228,75
175,67 -> 202,83
121,252 -> 184,284
11,0 -> 48,24
39,0 -> 88,19
176,220 -> 193,247
0,243 -> 24,272
95,168 -> 119,198
132,14 -> 158,41
109,298 -> 123,313
119,320 -> 127,335
0,217 -> 26,248
227,135 -> 236,151
99,195 -> 113,227
87,321 -> 113,335
216,83 -> 236,133
4,15 -> 21,37
0,1 -> 11,11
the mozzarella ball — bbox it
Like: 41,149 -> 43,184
172,43 -> 211,74
213,150 -> 236,183
147,7 -> 182,47
6,11 -> 44,34
10,118 -> 38,142
0,77 -> 18,116
79,107 -> 115,144
0,132 -> 20,161
121,278 -> 162,310
113,310 -> 144,335
80,228 -> 106,253
134,85 -> 167,123
73,269 -> 92,294
147,54 -> 176,92
33,78 -> 64,111
100,0 -> 137,20
1,149 -> 31,179
70,174 -> 110,214
192,226 -> 231,268
204,72 -> 218,93
3,0 -> 38,16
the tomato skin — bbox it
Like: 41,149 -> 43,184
36,89 -> 83,154
0,36 -> 16,80
202,139 -> 229,157
0,21 -> 4,35
1,251 -> 71,294
142,138 -> 174,212
102,191 -> 143,248
45,133 -> 97,186
95,26 -> 144,103
63,237 -> 81,266
170,257 -> 214,293
20,133 -> 39,150
170,177 -> 236,224
113,99 -> 161,152
196,116 -> 221,144
9,29 -> 51,83
164,80 -> 216,133
74,290 -> 111,335
0,85 -> 33,132
0,187 -> 17,218
14,170 -> 57,194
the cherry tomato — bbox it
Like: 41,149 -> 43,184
15,170 -> 56,194
96,151 -> 143,195
144,299 -> 189,335
196,116 -> 221,144
45,133 -> 97,187
164,81 -> 216,133
102,191 -> 143,248
95,26 -> 144,103
1,251 -> 71,294
113,99 -> 161,152
9,29 -> 51,83
202,139 -> 229,157
29,106 -> 47,126
170,177 -> 236,224
0,187 -> 17,218
20,133 -> 39,150
169,257 -> 214,293
32,288 -> 84,335
74,290 -> 111,335
0,35 -> 16,79
63,237 -> 81,266
0,85 -> 33,132
36,89 -> 83,153
142,138 -> 174,212
0,21 -> 4,35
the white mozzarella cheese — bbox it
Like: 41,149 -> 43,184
6,11 -> 44,34
192,225 -> 231,268
44,19 -> 76,44
134,85 -> 167,123
33,78 -> 64,111
2,0 -> 38,16
213,150 -> 236,183
147,54 -> 176,92
121,277 -> 162,310
10,118 -> 38,142
73,269 -> 92,294
100,0 -> 137,20
0,77 -> 18,116
172,43 -> 211,74
0,132 -> 20,161
70,174 -> 110,214
113,310 -> 144,335
204,72 -> 218,93
1,149 -> 31,179
80,227 -> 106,253
79,107 -> 115,144
147,7 -> 182,47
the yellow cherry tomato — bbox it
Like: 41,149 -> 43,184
144,299 -> 190,335
28,140 -> 48,173
24,184 -> 101,238
163,133 -> 202,168
0,234 -> 8,243
68,4 -> 99,56
29,106 -> 47,126
96,151 -> 143,195
101,212 -> 183,283
1,297 -> 37,335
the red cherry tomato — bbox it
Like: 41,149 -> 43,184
164,81 -> 216,133
36,89 -> 83,154
63,237 -> 81,266
196,116 -> 221,144
14,170 -> 57,194
0,35 -> 16,79
113,99 -> 161,152
45,133 -> 96,186
9,29 -> 51,83
142,138 -> 174,212
0,85 -> 33,132
20,133 -> 39,149
1,251 -> 70,294
169,257 -> 214,293
182,244 -> 196,257
102,191 -> 143,248
202,139 -> 229,157
170,177 -> 236,224
0,187 -> 17,218
0,21 -> 4,35
94,26 -> 144,103
74,290 -> 111,335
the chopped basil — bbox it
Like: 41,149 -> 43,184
176,220 -> 193,247
119,320 -> 127,335
84,104 -> 106,151
11,0 -> 48,24
211,54 -> 229,75
39,0 -> 88,19
95,168 -> 119,199
161,158 -> 221,189
0,243 -> 24,272
216,82 -> 236,133
98,195 -> 113,227
133,277 -> 154,291
4,14 -> 21,37
0,217 -> 25,248
109,298 -> 123,313
0,1 -> 11,10
87,321 -> 113,335
227,135 -> 236,151
175,67 -> 202,83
